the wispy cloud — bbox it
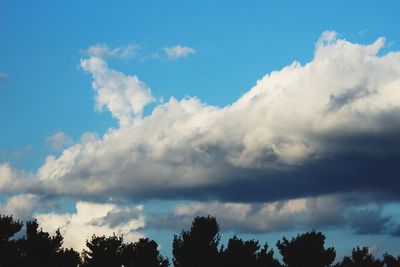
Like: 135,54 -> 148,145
47,131 -> 73,151
0,72 -> 8,80
164,45 -> 196,60
86,44 -> 140,60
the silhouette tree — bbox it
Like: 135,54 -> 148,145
221,235 -> 260,267
57,248 -> 81,267
172,216 -> 220,267
276,230 -> 335,267
18,220 -> 79,267
335,247 -> 383,267
121,238 -> 169,267
257,242 -> 282,267
0,215 -> 23,267
383,253 -> 400,267
82,234 -> 124,267
221,235 -> 281,267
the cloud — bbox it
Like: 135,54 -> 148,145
80,55 -> 154,125
35,201 -> 145,251
148,199 -> 309,233
0,72 -> 8,80
47,132 -> 73,150
0,194 -> 40,221
148,196 -> 342,233
164,45 -> 196,59
86,44 -> 139,60
2,32 -> 400,210
348,208 -> 391,235
388,224 -> 400,237
147,196 -> 400,236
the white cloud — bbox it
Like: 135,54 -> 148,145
86,44 -> 139,60
0,194 -> 40,221
164,45 -> 196,59
47,131 -> 73,150
80,55 -> 154,126
35,201 -> 145,252
3,31 -> 400,205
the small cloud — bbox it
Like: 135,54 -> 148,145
47,131 -> 73,150
86,43 -> 140,60
164,45 -> 196,60
0,72 -> 8,80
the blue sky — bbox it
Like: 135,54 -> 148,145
1,0 -> 400,260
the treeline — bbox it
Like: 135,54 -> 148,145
1,215 -> 399,267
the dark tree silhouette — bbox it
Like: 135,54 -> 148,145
221,235 -> 260,267
383,253 -> 400,267
18,220 -> 79,267
335,247 -> 383,267
0,215 -> 23,267
257,242 -> 282,267
276,230 -> 335,267
82,234 -> 124,267
121,238 -> 169,267
57,248 -> 81,267
172,216 -> 220,267
221,235 -> 280,267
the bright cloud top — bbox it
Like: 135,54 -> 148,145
2,31 -> 400,205
164,45 -> 196,59
80,52 -> 154,125
35,201 -> 145,251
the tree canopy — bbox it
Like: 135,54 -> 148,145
276,230 -> 336,267
1,213 -> 400,267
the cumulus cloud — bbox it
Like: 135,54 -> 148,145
164,45 -> 196,59
0,194 -> 40,221
0,163 -> 36,193
2,31 -> 400,208
86,44 -> 139,60
47,131 -> 73,150
35,201 -> 145,251
80,54 -> 154,125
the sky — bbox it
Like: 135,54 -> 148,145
1,0 -> 400,260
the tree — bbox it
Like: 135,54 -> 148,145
276,230 -> 335,267
257,242 -> 282,267
172,216 -> 220,267
383,253 -> 400,267
0,215 -> 23,267
221,235 -> 281,267
21,220 -> 64,267
335,247 -> 383,267
57,248 -> 81,267
82,234 -> 124,267
121,238 -> 169,267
